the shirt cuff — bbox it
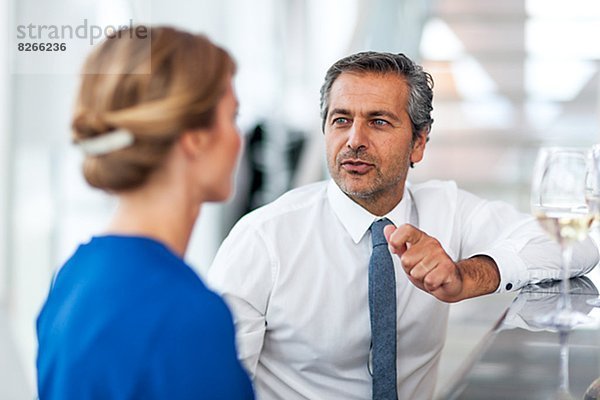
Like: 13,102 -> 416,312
472,245 -> 529,293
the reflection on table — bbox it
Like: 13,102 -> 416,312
440,276 -> 600,400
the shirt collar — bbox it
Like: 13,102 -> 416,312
326,179 -> 411,244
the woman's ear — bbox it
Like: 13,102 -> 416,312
179,129 -> 210,159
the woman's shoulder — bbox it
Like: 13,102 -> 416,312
166,284 -> 234,330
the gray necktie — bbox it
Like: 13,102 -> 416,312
369,218 -> 398,400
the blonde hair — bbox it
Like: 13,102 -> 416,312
72,26 -> 236,191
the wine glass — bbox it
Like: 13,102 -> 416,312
531,147 -> 594,330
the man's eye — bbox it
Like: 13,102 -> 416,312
373,119 -> 389,126
332,117 -> 349,125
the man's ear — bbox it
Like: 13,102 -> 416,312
410,131 -> 428,165
179,129 -> 210,159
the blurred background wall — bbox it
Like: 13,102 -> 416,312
1,0 -> 599,398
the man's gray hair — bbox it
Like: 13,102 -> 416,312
319,51 -> 434,142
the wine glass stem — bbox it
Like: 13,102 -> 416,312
558,330 -> 570,393
558,243 -> 573,312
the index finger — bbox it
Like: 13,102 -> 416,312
385,224 -> 424,255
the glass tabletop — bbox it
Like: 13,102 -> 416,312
440,275 -> 600,400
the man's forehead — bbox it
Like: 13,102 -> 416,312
328,72 -> 408,111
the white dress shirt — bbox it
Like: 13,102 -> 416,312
207,179 -> 598,400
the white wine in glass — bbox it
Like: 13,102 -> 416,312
535,207 -> 594,244
531,147 -> 594,330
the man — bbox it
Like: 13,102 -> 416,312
207,52 -> 598,399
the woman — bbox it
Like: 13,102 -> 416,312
36,26 -> 254,399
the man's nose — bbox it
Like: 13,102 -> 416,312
346,121 -> 368,151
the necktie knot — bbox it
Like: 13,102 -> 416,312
370,218 -> 394,248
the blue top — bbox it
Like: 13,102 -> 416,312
37,235 -> 254,400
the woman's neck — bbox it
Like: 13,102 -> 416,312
107,184 -> 200,257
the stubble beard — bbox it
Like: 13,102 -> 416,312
329,149 -> 409,207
